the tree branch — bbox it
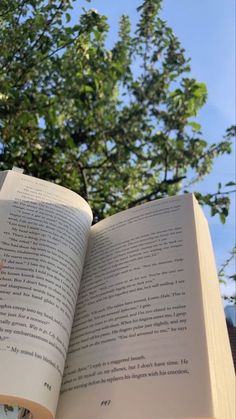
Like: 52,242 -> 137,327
128,176 -> 186,207
78,162 -> 89,201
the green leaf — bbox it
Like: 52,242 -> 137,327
66,13 -> 71,23
188,121 -> 201,132
225,181 -> 236,187
194,82 -> 207,98
81,85 -> 94,93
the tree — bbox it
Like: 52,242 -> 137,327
0,0 -> 235,222
219,247 -> 236,304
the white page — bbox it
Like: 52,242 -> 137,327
57,194 -> 213,419
193,200 -> 235,419
0,171 -> 92,418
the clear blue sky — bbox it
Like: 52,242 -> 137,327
73,0 -> 235,298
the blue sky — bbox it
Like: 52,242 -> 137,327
73,0 -> 235,298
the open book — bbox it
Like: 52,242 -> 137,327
0,169 -> 234,419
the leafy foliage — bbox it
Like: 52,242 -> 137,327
0,0 -> 235,222
219,247 -> 236,304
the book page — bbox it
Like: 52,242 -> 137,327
57,194 -> 213,419
0,171 -> 92,419
193,200 -> 235,419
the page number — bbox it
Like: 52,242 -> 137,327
44,382 -> 52,391
100,400 -> 111,407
